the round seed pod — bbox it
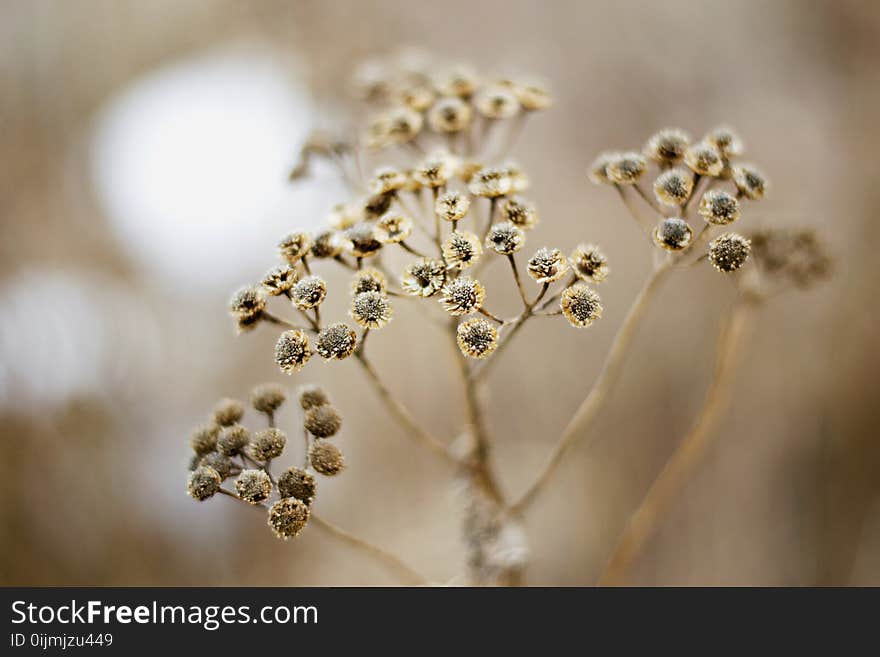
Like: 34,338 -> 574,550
607,152 -> 647,185
261,265 -> 297,296
199,452 -> 235,480
401,258 -> 446,297
485,222 -> 524,255
229,286 -> 266,321
427,96 -> 473,133
501,197 -> 538,230
309,441 -> 345,476
291,275 -> 327,310
528,247 -> 569,283
267,497 -> 310,540
733,164 -> 767,200
277,467 -> 317,504
440,277 -> 485,316
350,291 -> 393,329
351,267 -> 387,295
190,424 -> 219,456
250,383 -> 286,415
304,404 -> 342,438
315,323 -> 358,361
298,384 -> 329,410
475,85 -> 520,119
443,231 -> 482,270
345,222 -> 383,258
456,318 -> 499,359
684,142 -> 724,176
213,398 -> 244,427
708,233 -> 751,272
653,217 -> 693,252
587,151 -> 620,184
311,229 -> 344,259
187,466 -> 221,501
643,128 -> 690,164
278,232 -> 313,264
699,189 -> 740,225
705,125 -> 743,157
570,243 -> 609,284
468,167 -> 513,198
653,168 -> 694,206
369,167 -> 408,195
435,190 -> 470,222
217,424 -> 250,456
274,330 -> 311,374
375,213 -> 413,244
560,284 -> 603,328
248,428 -> 287,461
235,469 -> 273,504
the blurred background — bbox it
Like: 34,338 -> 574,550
1,0 -> 878,586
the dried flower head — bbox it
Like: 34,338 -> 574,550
279,232 -> 313,264
570,243 -> 609,283
705,125 -> 743,157
708,232 -> 751,273
261,265 -> 297,296
469,167 -> 513,198
397,84 -> 435,111
278,467 -> 317,504
384,106 -> 423,145
501,163 -> 529,193
413,153 -> 454,188
440,276 -> 486,316
229,287 -> 266,327
748,228 -> 831,288
345,222 -> 383,258
457,159 -> 484,183
315,323 -> 358,360
304,404 -> 343,438
733,164 -> 767,200
188,466 -> 221,501
435,190 -> 471,222
443,230 -> 483,269
653,217 -> 694,251
291,275 -> 327,310
513,81 -> 552,111
248,428 -> 287,461
350,291 -> 393,329
370,166 -> 408,195
274,330 -> 311,374
653,168 -> 694,206
561,284 -> 603,328
588,151 -> 620,184
217,424 -> 250,456
267,497 -> 311,539
501,197 -> 538,230
298,384 -> 329,410
527,247 -> 569,283
644,128 -> 690,164
402,258 -> 446,297
235,469 -> 272,504
351,267 -> 387,295
436,66 -> 479,97
475,85 -> 520,119
213,398 -> 244,427
199,452 -> 234,479
699,189 -> 740,225
309,440 -> 345,476
190,424 -> 219,456
311,229 -> 345,259
328,202 -> 362,230
250,383 -> 286,415
375,213 -> 414,244
428,96 -> 473,133
607,152 -> 647,185
485,222 -> 525,255
684,142 -> 724,176
363,192 -> 394,219
457,318 -> 498,359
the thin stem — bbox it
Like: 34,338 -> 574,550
597,297 -> 760,586
262,312 -> 308,331
510,261 -> 674,514
400,241 -> 428,258
508,255 -> 530,307
632,183 -> 663,214
478,307 -> 505,324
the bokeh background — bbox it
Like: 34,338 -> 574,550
2,0 -> 878,586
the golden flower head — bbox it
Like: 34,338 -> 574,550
699,189 -> 740,225
199,452 -> 234,480
213,397 -> 244,427
278,467 -> 317,504
705,125 -> 743,157
275,329 -> 311,374
397,83 -> 435,111
485,222 -> 525,255
501,162 -> 529,192
304,404 -> 342,438
345,222 -> 383,258
436,190 -> 471,222
643,128 -> 690,164
588,151 -> 620,184
311,229 -> 345,259
250,383 -> 286,415
708,232 -> 751,272
748,228 -> 831,288
261,265 -> 297,296
440,276 -> 486,316
684,142 -> 724,176
570,243 -> 609,283
653,168 -> 694,206
733,164 -> 768,200
309,440 -> 345,476
513,81 -> 553,111
298,384 -> 329,410
278,232 -> 313,264
475,85 -> 520,119
315,323 -> 358,360
370,166 -> 408,195
375,213 -> 414,244
267,497 -> 310,540
291,275 -> 327,310
350,291 -> 393,328
443,230 -> 483,269
436,65 -> 479,98
501,196 -> 538,230
229,286 -> 266,321
351,267 -> 387,295
607,152 -> 647,185
469,167 -> 514,197
190,424 -> 219,456
653,217 -> 694,251
401,258 -> 446,297
384,106 -> 424,145
413,152 -> 455,188
248,428 -> 287,461
187,466 -> 221,501
217,424 -> 250,457
363,191 -> 394,219
561,284 -> 603,328
235,469 -> 272,505
428,96 -> 473,133
528,247 -> 569,283
456,318 -> 498,359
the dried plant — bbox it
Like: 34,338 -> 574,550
185,52 -> 829,586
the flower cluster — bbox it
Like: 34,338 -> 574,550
186,383 -> 345,540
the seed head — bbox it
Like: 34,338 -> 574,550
705,125 -> 743,157
684,142 -> 724,176
485,222 -> 525,255
260,265 -> 297,296
501,197 -> 538,230
397,84 -> 435,112
527,247 -> 569,283
748,228 -> 831,288
413,153 -> 454,188
401,258 -> 446,297
187,466 -> 221,501
370,166 -> 408,195
443,230 -> 483,269
229,287 -> 265,323
278,232 -> 313,264
435,190 -> 471,222
440,276 -> 486,316
384,106 -> 423,145
278,467 -> 317,504
708,232 -> 751,272
733,164 -> 767,200
315,323 -> 358,360
428,96 -> 473,133
328,202 -> 362,230
570,243 -> 609,283
513,81 -> 552,111
291,275 -> 327,310
304,404 -> 343,438
653,168 -> 694,206
350,291 -> 393,329
501,163 -> 529,193
213,398 -> 244,427
309,440 -> 345,476
199,452 -> 234,479
298,384 -> 329,410
351,267 -> 387,295
375,213 -> 413,244
235,469 -> 272,504
561,284 -> 603,328
217,424 -> 250,456
607,152 -> 647,185
475,85 -> 520,119
699,189 -> 740,225
653,217 -> 693,251
190,424 -> 219,456
248,428 -> 287,461
267,497 -> 311,540
311,229 -> 345,259
469,167 -> 513,198
457,160 -> 484,183
250,383 -> 286,415
274,330 -> 311,374
345,222 -> 383,258
643,128 -> 690,164
588,151 -> 620,184
457,318 -> 499,359
436,66 -> 479,97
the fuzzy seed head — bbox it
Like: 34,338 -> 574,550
413,153 -> 454,188
298,384 -> 329,410
607,152 -> 647,185
401,258 -> 446,297
274,330 -> 311,374
653,217 -> 694,251
213,398 -> 244,427
588,151 -> 620,184
384,106 -> 423,144
397,84 -> 435,112
229,287 -> 266,321
309,440 -> 345,476
250,383 -> 286,415
684,142 -> 724,176
311,229 -> 345,259
375,213 -> 414,244
475,85 -> 520,119
428,96 -> 473,133
699,189 -> 741,225
442,230 -> 483,269
485,222 -> 525,255
190,424 -> 219,456
528,247 -> 569,283
644,128 -> 691,164
708,232 -> 751,272
278,232 -> 313,264
261,265 -> 297,296
315,323 -> 358,361
217,424 -> 250,456
345,222 -> 383,258
278,467 -> 317,504
561,284 -> 603,328
653,168 -> 694,206
304,404 -> 342,438
188,466 -> 221,501
363,191 -> 394,219
437,66 -> 479,98
440,276 -> 486,316
456,318 -> 499,359
370,167 -> 408,195
291,275 -> 327,310
248,428 -> 287,461
328,202 -> 362,230
501,197 -> 538,230
235,469 -> 272,504
435,191 -> 470,221
501,163 -> 529,193
469,167 -> 513,198
706,125 -> 743,157
199,452 -> 234,479
351,267 -> 387,295
570,243 -> 609,283
350,291 -> 393,329
513,82 -> 552,111
268,497 -> 311,539
733,164 -> 767,200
